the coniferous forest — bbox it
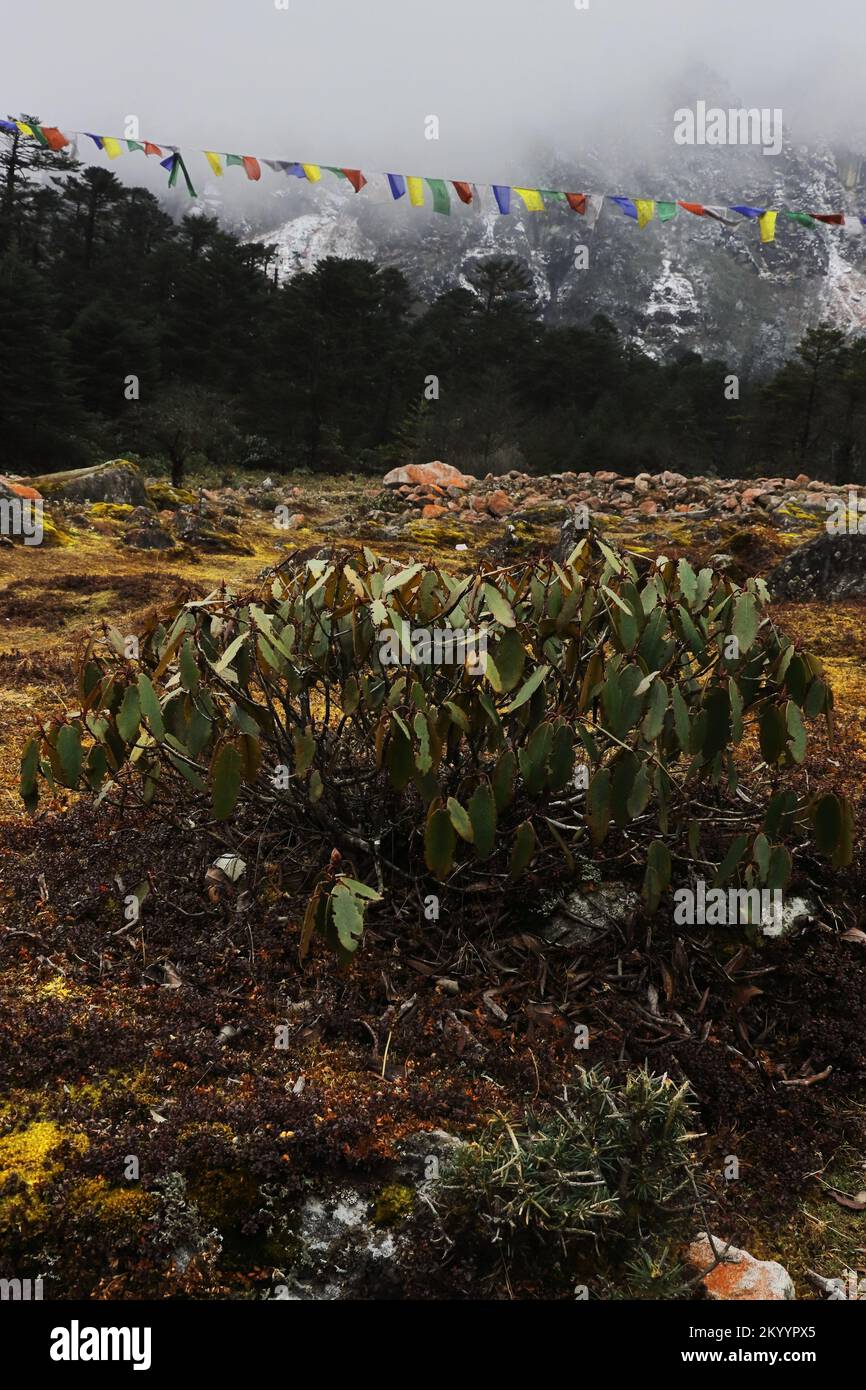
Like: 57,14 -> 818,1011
4,124 -> 866,484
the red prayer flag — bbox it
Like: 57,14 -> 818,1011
242,156 -> 261,181
143,142 -> 163,157
678,201 -> 706,216
341,168 -> 367,193
452,181 -> 474,205
42,127 -> 70,151
566,193 -> 587,214
811,212 -> 844,225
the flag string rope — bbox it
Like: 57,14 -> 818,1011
3,114 -> 864,243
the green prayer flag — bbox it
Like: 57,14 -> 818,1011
225,154 -> 244,168
785,211 -> 816,228
323,166 -> 347,178
426,178 -> 451,215
126,140 -> 145,153
657,201 -> 678,222
30,123 -> 49,147
541,189 -> 566,201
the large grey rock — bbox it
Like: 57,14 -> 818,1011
31,460 -> 149,508
769,532 -> 866,600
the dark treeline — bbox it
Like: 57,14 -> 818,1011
3,124 -> 866,484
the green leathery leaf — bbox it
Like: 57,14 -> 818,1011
468,781 -> 497,859
425,804 -> 456,880
137,674 -> 165,741
492,748 -> 517,811
587,767 -> 611,846
509,821 -> 536,880
483,583 -> 516,629
331,882 -> 365,953
179,638 -> 199,693
713,833 -> 749,888
758,704 -> 786,764
20,736 -> 40,810
732,593 -> 759,655
116,686 -> 141,744
56,724 -> 82,787
211,743 -> 243,821
293,728 -> 316,777
642,840 -> 671,913
486,629 -> 525,693
446,797 -> 474,843
811,793 -> 843,857
785,701 -> 807,763
503,665 -> 550,713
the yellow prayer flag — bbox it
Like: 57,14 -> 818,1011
204,151 -> 224,177
407,176 -> 425,207
514,187 -> 544,211
16,121 -> 34,136
635,199 -> 655,229
759,210 -> 778,244
102,137 -> 123,159
303,164 -> 322,182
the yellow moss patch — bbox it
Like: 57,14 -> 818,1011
0,1120 -> 88,1235
145,482 -> 197,509
89,502 -> 136,522
371,1183 -> 415,1226
38,976 -> 74,1000
67,1178 -> 156,1237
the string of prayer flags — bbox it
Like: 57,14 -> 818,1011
9,112 -> 866,237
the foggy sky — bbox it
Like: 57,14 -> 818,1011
3,0 -> 865,191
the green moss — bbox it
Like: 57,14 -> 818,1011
146,482 -> 197,510
188,1168 -> 260,1230
371,1183 -> 415,1226
0,1120 -> 88,1236
68,1178 -> 156,1237
90,502 -> 136,521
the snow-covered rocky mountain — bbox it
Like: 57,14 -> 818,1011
187,74 -> 866,375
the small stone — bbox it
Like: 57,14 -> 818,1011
686,1233 -> 795,1300
486,489 -> 513,517
421,503 -> 447,519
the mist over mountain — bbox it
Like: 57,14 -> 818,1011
176,67 -> 866,376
